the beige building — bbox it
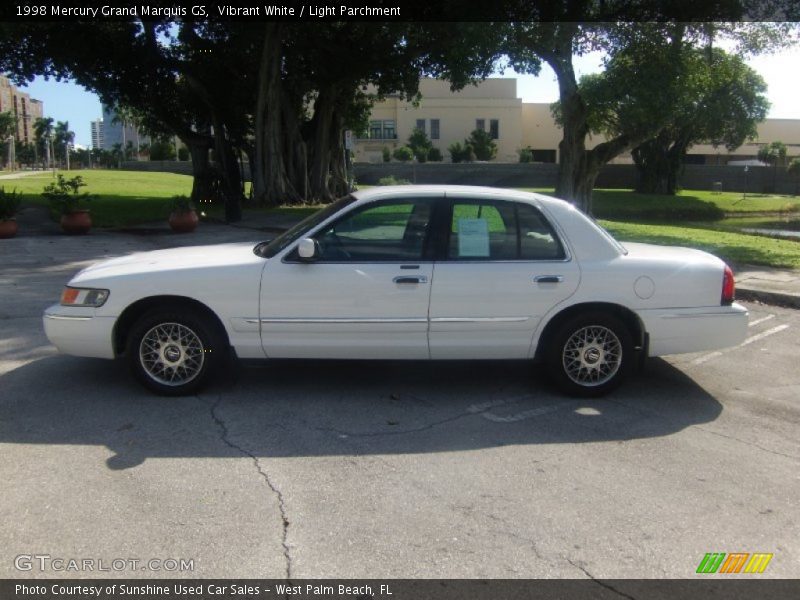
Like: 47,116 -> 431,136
355,78 -> 523,163
0,75 -> 44,144
355,77 -> 800,165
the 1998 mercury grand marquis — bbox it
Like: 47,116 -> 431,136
44,186 -> 748,396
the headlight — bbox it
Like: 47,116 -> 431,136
60,287 -> 110,307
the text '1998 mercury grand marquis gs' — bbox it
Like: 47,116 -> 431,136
44,186 -> 748,397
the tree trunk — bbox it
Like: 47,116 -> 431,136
545,31 -> 596,214
281,97 -> 309,202
187,139 -> 214,206
211,118 -> 243,222
253,23 -> 301,207
633,131 -> 690,195
308,88 -> 337,202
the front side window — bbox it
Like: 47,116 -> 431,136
447,200 -> 565,261
415,119 -> 426,134
475,119 -> 485,132
257,196 -> 357,258
312,200 -> 432,261
383,120 -> 396,139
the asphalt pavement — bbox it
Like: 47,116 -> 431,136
0,222 -> 798,579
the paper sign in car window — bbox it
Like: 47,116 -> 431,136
457,218 -> 490,257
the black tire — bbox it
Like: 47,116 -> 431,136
545,311 -> 634,397
126,307 -> 226,396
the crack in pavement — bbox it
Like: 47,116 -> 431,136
566,558 -> 638,600
209,395 -> 293,579
315,410 -> 476,438
694,425 -> 800,461
314,388 -> 542,439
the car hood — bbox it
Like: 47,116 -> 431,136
71,242 -> 264,284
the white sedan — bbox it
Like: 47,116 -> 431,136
44,185 -> 748,396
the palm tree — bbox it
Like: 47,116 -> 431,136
757,141 -> 788,194
33,117 -> 54,169
54,121 -> 75,170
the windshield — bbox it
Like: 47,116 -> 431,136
255,195 -> 358,258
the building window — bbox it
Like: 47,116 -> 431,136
476,119 -> 485,132
489,119 -> 499,140
415,119 -> 426,134
369,120 -> 383,139
368,120 -> 397,140
531,149 -> 557,163
430,119 -> 440,140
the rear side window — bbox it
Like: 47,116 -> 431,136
447,200 -> 565,261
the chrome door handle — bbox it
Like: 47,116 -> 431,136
534,275 -> 564,283
394,276 -> 428,284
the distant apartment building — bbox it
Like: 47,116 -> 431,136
0,75 -> 44,143
101,105 -> 148,152
354,78 -> 800,165
90,118 -> 104,150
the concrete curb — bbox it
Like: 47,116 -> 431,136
737,287 -> 800,310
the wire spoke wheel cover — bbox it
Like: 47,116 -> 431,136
139,322 -> 205,387
562,325 -> 622,387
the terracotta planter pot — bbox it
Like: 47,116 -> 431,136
169,210 -> 199,233
0,218 -> 18,239
61,210 -> 92,235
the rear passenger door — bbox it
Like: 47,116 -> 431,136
428,193 -> 580,359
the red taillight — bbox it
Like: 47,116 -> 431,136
722,265 -> 735,305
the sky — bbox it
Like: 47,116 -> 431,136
16,45 -> 800,148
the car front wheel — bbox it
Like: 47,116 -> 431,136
127,308 -> 225,396
546,312 -> 634,397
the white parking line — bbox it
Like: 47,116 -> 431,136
748,314 -> 775,328
739,324 -> 790,346
691,324 -> 790,365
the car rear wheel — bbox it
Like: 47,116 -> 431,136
127,308 -> 225,396
546,311 -> 634,397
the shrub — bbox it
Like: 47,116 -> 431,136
149,140 -> 177,161
427,147 -> 443,162
392,146 -> 414,162
448,142 -> 466,163
377,175 -> 411,186
42,174 -> 91,215
0,187 -> 20,220
466,128 -> 497,161
177,147 -> 190,161
168,195 -> 195,214
408,127 -> 433,163
518,147 -> 533,163
382,147 -> 391,163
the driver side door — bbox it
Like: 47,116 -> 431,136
259,195 -> 440,359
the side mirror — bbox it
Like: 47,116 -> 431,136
297,237 -> 319,260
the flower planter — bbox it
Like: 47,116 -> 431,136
61,210 -> 92,235
169,210 -> 199,233
0,218 -> 18,239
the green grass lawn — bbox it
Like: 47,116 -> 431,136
5,169 -> 193,227
602,220 -> 800,270
5,169 -> 799,269
521,188 -> 800,220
